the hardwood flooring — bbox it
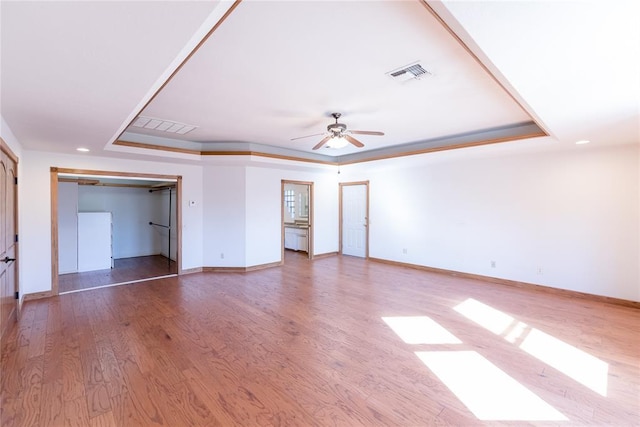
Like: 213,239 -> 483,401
58,255 -> 177,293
2,252 -> 639,426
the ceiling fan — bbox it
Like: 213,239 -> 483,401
291,113 -> 384,150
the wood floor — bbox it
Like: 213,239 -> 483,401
58,255 -> 177,293
2,252 -> 638,426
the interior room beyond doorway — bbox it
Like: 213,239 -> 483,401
282,180 -> 313,260
53,171 -> 180,294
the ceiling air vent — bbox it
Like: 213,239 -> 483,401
386,61 -> 430,83
131,116 -> 198,135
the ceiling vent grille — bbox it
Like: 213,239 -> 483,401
387,61 -> 430,83
131,116 -> 198,135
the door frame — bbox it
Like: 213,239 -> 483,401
339,181 -> 370,258
0,138 -> 19,336
50,167 -> 182,296
281,180 -> 314,261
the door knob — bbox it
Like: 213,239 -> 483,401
2,257 -> 16,263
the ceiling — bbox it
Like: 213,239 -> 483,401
2,1 -> 638,164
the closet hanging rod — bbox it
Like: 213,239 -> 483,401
149,221 -> 170,229
148,186 -> 175,193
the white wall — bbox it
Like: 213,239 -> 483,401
1,116 -> 23,160
78,185 -> 162,259
19,150 -> 203,295
202,159 -> 339,268
245,162 -> 339,266
246,166 -> 282,266
13,131 -> 638,302
303,170 -> 340,256
58,182 -> 78,273
202,165 -> 246,267
341,143 -> 640,302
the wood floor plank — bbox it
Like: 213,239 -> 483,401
117,357 -> 167,425
15,322 -> 31,349
88,410 -> 116,427
146,371 -> 217,427
42,331 -> 63,384
94,338 -> 128,399
40,379 -> 64,425
1,252 -> 638,426
63,395 -> 90,427
14,355 -> 44,427
61,336 -> 85,403
78,348 -> 111,418
109,391 -> 158,427
181,366 -> 244,426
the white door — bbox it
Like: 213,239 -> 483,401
1,147 -> 18,341
342,184 -> 368,258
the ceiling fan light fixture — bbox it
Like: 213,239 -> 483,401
326,135 -> 349,149
295,112 -> 384,150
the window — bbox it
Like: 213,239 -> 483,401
284,189 -> 295,219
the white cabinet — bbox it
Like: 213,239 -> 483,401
77,212 -> 113,272
284,227 -> 308,252
284,228 -> 295,249
297,231 -> 308,252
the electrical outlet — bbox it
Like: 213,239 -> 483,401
491,261 -> 496,268
402,248 -> 408,254
537,266 -> 543,275
220,253 -> 224,259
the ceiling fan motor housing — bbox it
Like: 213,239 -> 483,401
327,122 -> 347,135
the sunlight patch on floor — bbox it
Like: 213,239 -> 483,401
454,298 -> 609,397
382,316 -> 462,345
504,320 -> 528,343
416,351 -> 568,421
454,298 -> 514,334
520,328 -> 609,396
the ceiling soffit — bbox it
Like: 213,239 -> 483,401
117,0 -> 546,164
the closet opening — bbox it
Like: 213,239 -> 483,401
51,168 -> 181,295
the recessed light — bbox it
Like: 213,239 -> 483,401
76,147 -> 90,152
575,140 -> 590,145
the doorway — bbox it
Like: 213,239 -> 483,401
281,180 -> 313,260
51,168 -> 181,294
1,139 -> 18,344
340,181 -> 369,258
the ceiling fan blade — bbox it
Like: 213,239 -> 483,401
291,132 -> 326,141
344,134 -> 364,148
312,135 -> 332,150
350,130 -> 385,136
